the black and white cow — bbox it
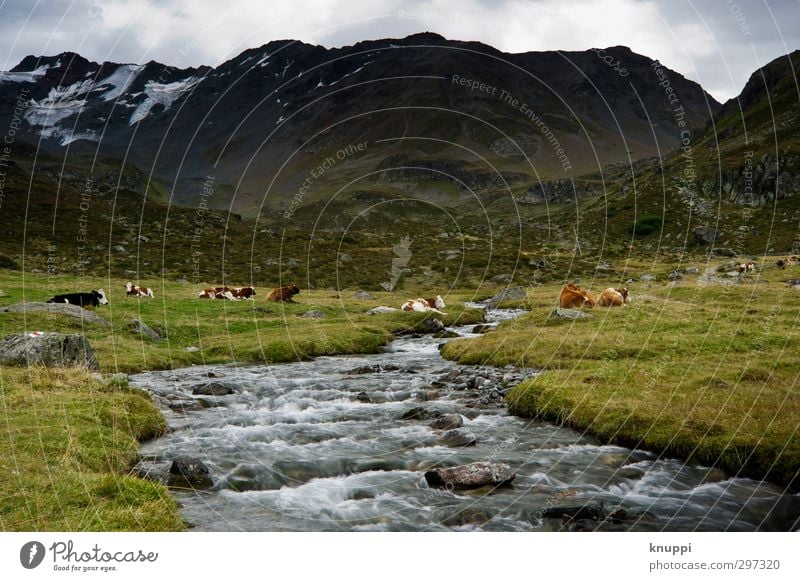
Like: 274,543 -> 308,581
47,289 -> 109,308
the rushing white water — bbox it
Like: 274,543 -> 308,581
131,307 -> 800,531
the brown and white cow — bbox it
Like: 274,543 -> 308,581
597,287 -> 630,307
125,282 -> 154,298
267,284 -> 300,303
558,283 -> 595,309
737,261 -> 757,274
229,286 -> 256,300
401,298 -> 445,314
198,287 -> 235,300
423,295 -> 446,310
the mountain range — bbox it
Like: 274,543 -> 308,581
0,34 -> 797,287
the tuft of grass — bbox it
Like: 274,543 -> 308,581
0,367 -> 183,531
442,262 -> 800,490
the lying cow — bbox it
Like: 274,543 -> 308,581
597,287 -> 630,307
267,284 -> 300,303
423,295 -> 446,310
198,287 -> 235,300
401,298 -> 445,314
47,289 -> 108,308
559,283 -> 595,309
125,282 -> 154,298
229,286 -> 256,300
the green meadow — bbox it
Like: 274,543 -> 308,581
442,258 -> 800,489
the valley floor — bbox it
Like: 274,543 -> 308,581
1,260 -> 798,530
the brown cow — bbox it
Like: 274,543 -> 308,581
559,283 -> 595,309
597,287 -> 630,307
267,283 -> 300,302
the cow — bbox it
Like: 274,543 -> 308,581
125,282 -> 154,298
777,259 -> 786,269
229,286 -> 256,300
737,261 -> 757,274
267,284 -> 300,303
597,287 -> 630,307
423,295 -> 446,310
558,283 -> 595,309
401,298 -> 445,314
198,287 -> 235,300
47,289 -> 108,308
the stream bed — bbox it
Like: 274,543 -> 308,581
131,308 -> 800,531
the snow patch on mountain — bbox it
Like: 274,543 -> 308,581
129,76 -> 203,125
100,64 -> 144,101
25,79 -> 95,127
0,64 -> 50,84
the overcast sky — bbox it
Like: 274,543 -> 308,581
0,0 -> 798,101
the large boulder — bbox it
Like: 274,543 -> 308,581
692,226 -> 718,245
440,429 -> 477,447
430,414 -> 464,430
129,319 -> 160,341
551,307 -> 591,320
425,462 -> 515,489
0,333 -> 98,369
0,302 -> 110,326
168,456 -> 213,488
418,318 -> 445,334
192,381 -> 238,396
484,286 -> 526,310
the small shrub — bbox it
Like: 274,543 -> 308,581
629,214 -> 663,236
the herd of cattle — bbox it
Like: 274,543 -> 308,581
41,256 -> 799,310
45,283 -> 301,307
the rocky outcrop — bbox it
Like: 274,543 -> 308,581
516,179 -> 599,204
0,302 -> 110,326
0,333 -> 98,369
700,152 -> 800,206
424,461 -> 515,489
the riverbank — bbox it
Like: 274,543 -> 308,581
0,366 -> 183,530
441,264 -> 800,490
0,270 -> 485,530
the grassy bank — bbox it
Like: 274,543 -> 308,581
441,260 -> 800,490
0,367 -> 183,530
0,270 -> 485,530
0,271 -> 485,373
